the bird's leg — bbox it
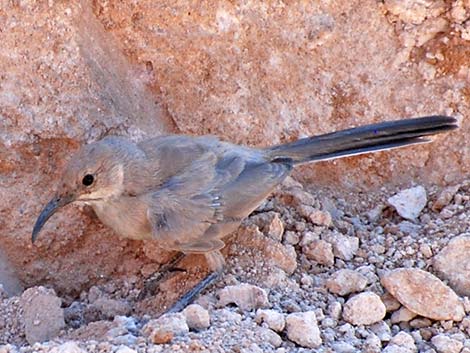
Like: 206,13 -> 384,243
138,252 -> 186,300
165,250 -> 225,313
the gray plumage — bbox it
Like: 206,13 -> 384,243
32,115 -> 457,271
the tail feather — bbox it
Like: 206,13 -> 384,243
268,115 -> 458,165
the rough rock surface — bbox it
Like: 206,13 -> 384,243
433,234 -> 470,296
387,186 -> 427,220
342,292 -> 386,325
182,304 -> 210,331
20,287 -> 65,344
217,283 -> 270,311
381,268 -> 465,321
285,311 -> 322,349
326,269 -> 368,296
142,313 -> 189,344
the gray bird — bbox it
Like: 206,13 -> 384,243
32,115 -> 457,310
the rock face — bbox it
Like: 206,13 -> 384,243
0,0 -> 468,307
381,268 -> 465,321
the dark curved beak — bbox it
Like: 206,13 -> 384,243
32,193 -> 75,243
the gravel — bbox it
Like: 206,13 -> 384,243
2,180 -> 470,351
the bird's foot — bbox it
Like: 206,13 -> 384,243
165,271 -> 220,314
138,252 -> 186,300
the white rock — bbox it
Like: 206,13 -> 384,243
303,239 -> 334,266
182,304 -> 210,331
323,232 -> 359,261
364,334 -> 382,353
256,327 -> 283,348
326,269 -> 368,296
389,332 -> 417,352
331,341 -> 356,353
115,346 -> 138,353
55,342 -> 86,353
285,311 -> 322,348
142,313 -> 189,344
255,309 -> 285,332
218,283 -> 270,311
342,292 -> 386,325
370,321 -> 392,342
387,186 -> 427,220
382,346 -> 414,353
308,210 -> 332,227
431,334 -> 463,353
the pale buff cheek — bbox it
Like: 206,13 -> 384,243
77,164 -> 124,201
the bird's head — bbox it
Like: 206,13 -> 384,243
32,137 -> 129,243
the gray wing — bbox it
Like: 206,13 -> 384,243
144,136 -> 292,253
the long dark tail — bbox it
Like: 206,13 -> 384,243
267,115 -> 458,165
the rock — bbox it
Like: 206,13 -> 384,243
92,298 -> 131,319
381,292 -> 401,312
387,331 -> 417,352
432,185 -> 460,211
56,342 -> 86,353
323,232 -> 359,261
398,221 -> 420,235
142,313 -> 189,344
250,212 -> 285,241
390,306 -> 417,324
409,317 -> 432,328
370,321 -> 392,342
433,234 -> 470,296
182,304 -> 210,331
218,283 -> 270,311
285,311 -> 322,348
115,346 -> 138,353
255,309 -> 285,332
387,186 -> 427,220
237,226 -> 297,274
342,292 -> 386,325
215,308 -> 242,324
328,301 -> 342,320
431,334 -> 463,353
256,327 -> 283,348
303,239 -> 335,266
384,0 -> 445,24
381,268 -> 465,321
308,210 -> 332,227
419,243 -> 433,258
265,213 -> 285,241
364,334 -> 382,353
20,286 -> 66,344
326,269 -> 368,296
331,342 -> 356,353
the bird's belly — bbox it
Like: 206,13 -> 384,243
90,200 -> 152,240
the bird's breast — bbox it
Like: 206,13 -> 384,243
90,197 -> 152,240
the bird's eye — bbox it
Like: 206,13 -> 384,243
82,174 -> 95,186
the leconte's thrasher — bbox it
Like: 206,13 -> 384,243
32,115 -> 458,312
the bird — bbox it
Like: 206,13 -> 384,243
32,115 -> 458,311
